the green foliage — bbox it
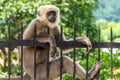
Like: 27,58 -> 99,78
96,19 -> 120,41
0,72 -> 8,77
100,51 -> 120,79
100,69 -> 110,79
11,64 -> 21,76
0,0 -> 98,41
57,74 -> 79,80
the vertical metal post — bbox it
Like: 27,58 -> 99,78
86,27 -> 89,80
110,28 -> 113,79
98,27 -> 101,61
60,26 -> 63,80
34,25 -> 37,80
97,27 -> 101,79
46,26 -> 50,80
46,47 -> 50,80
20,25 -> 23,80
8,22 -> 11,80
47,28 -> 50,80
73,25 -> 76,80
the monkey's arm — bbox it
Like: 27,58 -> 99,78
23,19 -> 36,40
23,19 -> 56,56
59,36 -> 92,54
53,26 -> 92,54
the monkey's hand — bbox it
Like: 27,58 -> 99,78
36,34 -> 56,57
49,35 -> 56,57
77,37 -> 92,54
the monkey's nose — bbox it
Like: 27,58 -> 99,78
49,17 -> 56,23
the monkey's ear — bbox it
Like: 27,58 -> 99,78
37,11 -> 40,16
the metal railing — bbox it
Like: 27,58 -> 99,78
0,26 -> 119,80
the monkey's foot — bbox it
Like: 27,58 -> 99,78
88,61 -> 104,80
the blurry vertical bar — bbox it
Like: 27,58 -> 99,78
46,49 -> 50,80
47,47 -> 50,80
97,27 -> 101,79
72,9 -> 76,80
8,22 -> 10,80
98,27 -> 101,61
110,28 -> 113,79
73,25 -> 76,80
60,25 -> 63,80
20,25 -> 23,80
86,27 -> 89,80
34,25 -> 37,80
46,27 -> 50,80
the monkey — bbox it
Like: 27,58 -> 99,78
0,5 -> 103,80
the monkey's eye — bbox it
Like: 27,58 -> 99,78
47,11 -> 56,17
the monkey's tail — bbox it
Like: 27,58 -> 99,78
0,73 -> 31,80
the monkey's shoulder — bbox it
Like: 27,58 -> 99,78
29,18 -> 44,27
30,18 -> 42,25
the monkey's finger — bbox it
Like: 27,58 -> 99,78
51,50 -> 56,57
86,43 -> 92,54
50,47 -> 56,57
88,45 -> 92,52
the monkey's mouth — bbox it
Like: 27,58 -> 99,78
49,18 -> 56,23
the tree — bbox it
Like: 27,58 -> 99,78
0,0 -> 99,40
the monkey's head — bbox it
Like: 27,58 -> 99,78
37,5 -> 60,28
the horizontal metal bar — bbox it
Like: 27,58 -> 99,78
92,42 -> 120,48
57,41 -> 120,48
0,40 -> 120,48
0,40 -> 49,48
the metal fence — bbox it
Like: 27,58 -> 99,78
0,26 -> 120,80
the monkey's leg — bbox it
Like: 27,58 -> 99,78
35,56 -> 103,80
48,56 -> 86,80
62,56 -> 86,79
62,56 -> 103,80
34,58 -> 61,80
88,61 -> 104,80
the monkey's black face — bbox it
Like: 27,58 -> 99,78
47,11 -> 56,23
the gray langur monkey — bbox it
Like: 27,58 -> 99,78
0,5 -> 103,80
